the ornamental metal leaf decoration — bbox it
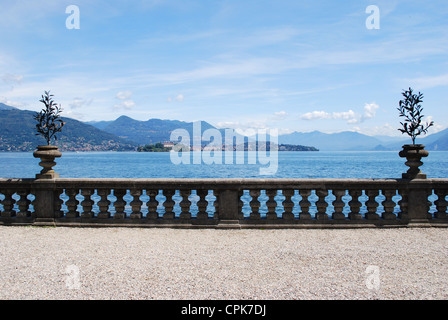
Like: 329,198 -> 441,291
33,91 -> 65,145
397,87 -> 433,145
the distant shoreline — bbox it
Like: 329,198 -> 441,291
137,143 -> 319,152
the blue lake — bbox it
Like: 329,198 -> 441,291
1,151 -> 447,179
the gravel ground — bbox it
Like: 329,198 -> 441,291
0,226 -> 448,300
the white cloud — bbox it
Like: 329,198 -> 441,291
114,100 -> 135,110
167,93 -> 185,102
69,97 -> 93,109
363,103 -> 379,120
2,73 -> 23,84
425,115 -> 445,133
300,110 -> 331,120
116,90 -> 132,100
273,110 -> 288,120
114,90 -> 135,110
352,123 -> 403,137
332,110 -> 358,123
214,110 -> 293,136
1,73 -> 23,91
216,110 -> 290,129
301,103 -> 380,124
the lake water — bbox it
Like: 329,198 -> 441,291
1,151 -> 447,179
1,151 -> 446,216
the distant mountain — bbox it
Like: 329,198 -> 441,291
420,128 -> 448,151
90,115 -> 239,146
88,115 -> 448,151
384,128 -> 448,151
277,129 -> 448,151
373,135 -> 407,144
2,102 -> 446,151
85,120 -> 113,130
278,130 -> 384,151
0,108 -> 137,151
0,103 -> 18,110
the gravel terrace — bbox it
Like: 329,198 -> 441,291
1,226 -> 447,300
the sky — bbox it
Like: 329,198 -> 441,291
0,0 -> 447,136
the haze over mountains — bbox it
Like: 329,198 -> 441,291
1,104 -> 447,151
278,129 -> 448,151
88,113 -> 448,151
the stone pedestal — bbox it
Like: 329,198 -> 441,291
33,145 -> 62,179
399,144 -> 428,179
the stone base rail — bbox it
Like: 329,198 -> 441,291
1,178 -> 447,228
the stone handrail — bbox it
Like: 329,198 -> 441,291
0,178 -> 447,228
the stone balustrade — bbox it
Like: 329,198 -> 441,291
0,178 -> 447,228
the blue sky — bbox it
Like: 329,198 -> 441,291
1,0 -> 447,136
